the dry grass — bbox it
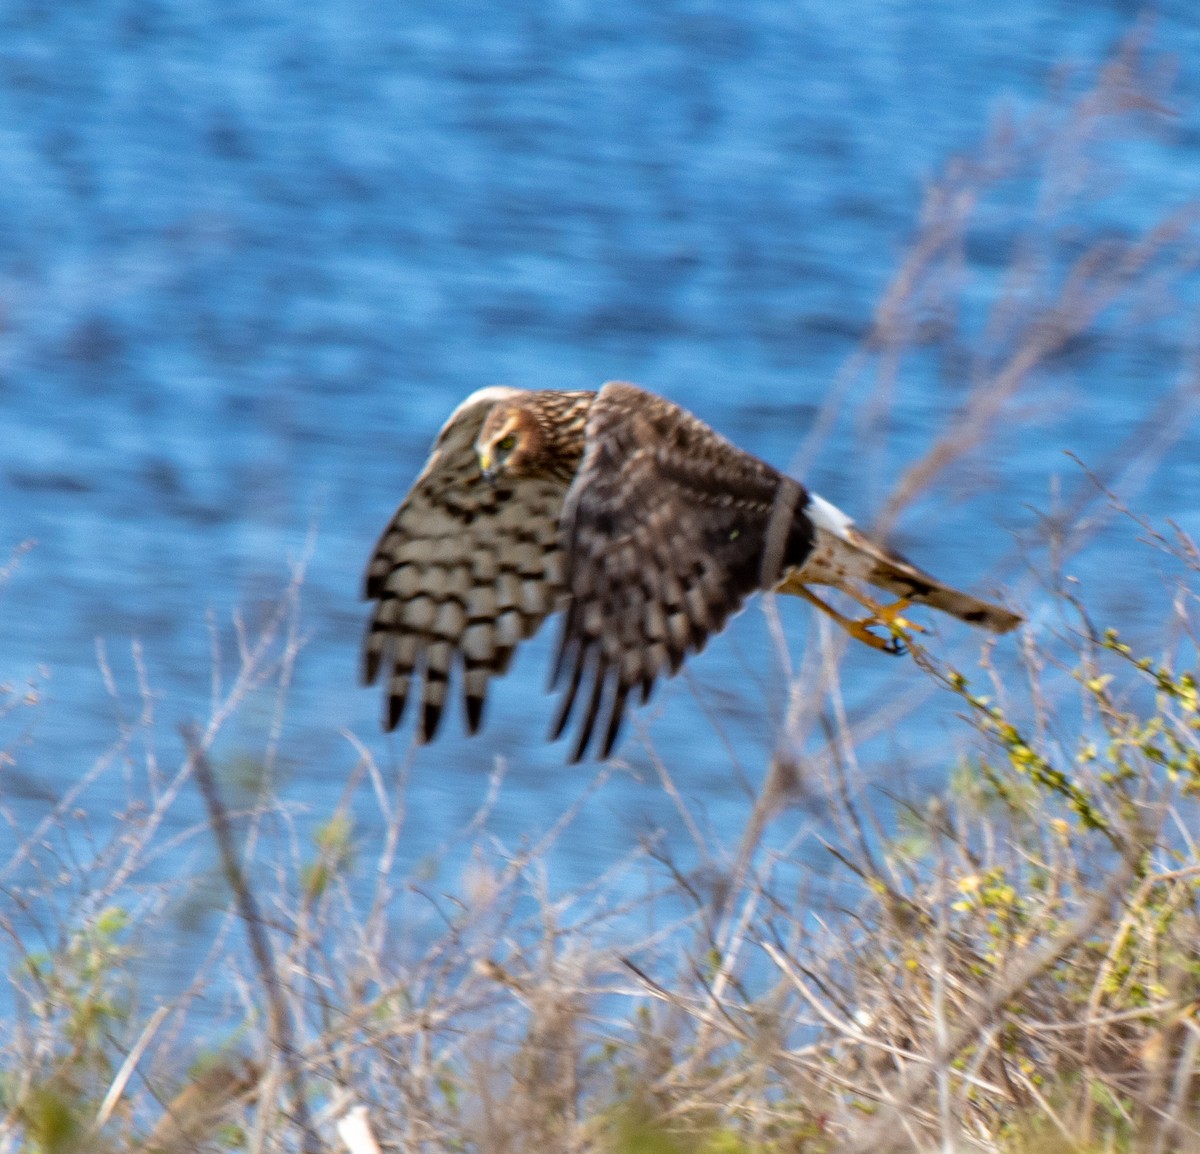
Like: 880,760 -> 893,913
3,30 -> 1200,1154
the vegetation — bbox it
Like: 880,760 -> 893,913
3,33 -> 1200,1154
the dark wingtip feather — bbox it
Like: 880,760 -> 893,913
571,659 -> 609,762
465,693 -> 485,734
549,609 -> 576,690
421,699 -> 444,743
386,691 -> 407,732
550,643 -> 588,742
363,645 -> 381,686
550,701 -> 572,743
600,683 -> 629,758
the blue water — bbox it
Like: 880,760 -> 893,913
1,0 -> 1198,940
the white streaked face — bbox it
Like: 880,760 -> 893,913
439,385 -> 522,440
474,408 -> 524,480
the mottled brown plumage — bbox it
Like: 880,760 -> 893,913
363,386 -> 591,743
364,382 -> 1022,760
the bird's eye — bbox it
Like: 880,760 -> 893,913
497,433 -> 517,452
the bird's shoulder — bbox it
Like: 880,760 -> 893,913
584,382 -> 793,506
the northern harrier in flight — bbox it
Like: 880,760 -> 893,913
363,383 -> 1021,760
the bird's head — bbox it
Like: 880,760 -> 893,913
475,401 -> 543,483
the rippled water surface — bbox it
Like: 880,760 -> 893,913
2,1 -> 1199,913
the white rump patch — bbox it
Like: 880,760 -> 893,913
789,491 -> 875,588
806,492 -> 856,542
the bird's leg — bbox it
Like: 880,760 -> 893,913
837,586 -> 926,639
792,586 -> 908,655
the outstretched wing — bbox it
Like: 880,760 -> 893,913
364,391 -> 570,742
551,382 -> 816,761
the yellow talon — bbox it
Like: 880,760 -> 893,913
851,598 -> 927,654
869,598 -> 926,636
845,616 -> 906,654
793,588 -> 922,655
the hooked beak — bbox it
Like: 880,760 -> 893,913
477,450 -> 498,485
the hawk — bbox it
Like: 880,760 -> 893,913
363,382 -> 1021,761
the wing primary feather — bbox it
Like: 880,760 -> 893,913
549,609 -> 576,691
571,655 -> 610,763
550,642 -> 589,741
421,697 -> 443,743
465,691 -> 485,734
420,642 -> 454,742
363,637 -> 382,685
601,681 -> 630,758
494,645 -> 517,675
386,685 -> 408,731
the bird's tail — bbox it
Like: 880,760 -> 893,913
780,493 -> 1023,635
